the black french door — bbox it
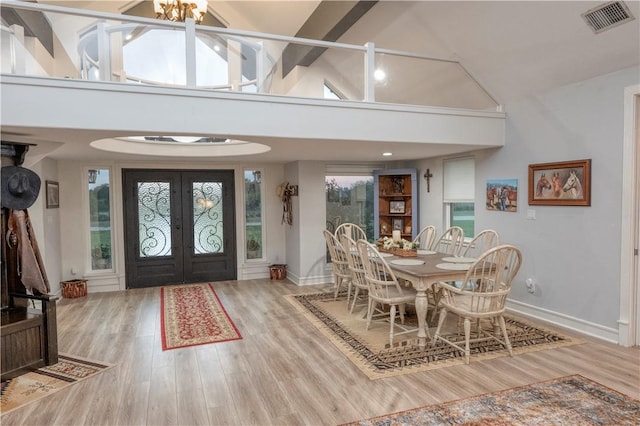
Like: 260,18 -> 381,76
123,169 -> 236,288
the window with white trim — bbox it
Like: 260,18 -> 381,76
325,164 -> 381,259
443,157 -> 475,238
244,169 -> 263,260
88,168 -> 113,271
323,81 -> 344,99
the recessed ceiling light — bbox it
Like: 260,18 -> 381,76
382,152 -> 393,156
374,69 -> 386,82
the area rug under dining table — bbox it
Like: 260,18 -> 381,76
285,291 -> 583,380
341,375 -> 640,425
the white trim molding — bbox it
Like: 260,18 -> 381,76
85,273 -> 124,294
619,84 -> 640,346
506,299 -> 619,344
286,270 -> 333,286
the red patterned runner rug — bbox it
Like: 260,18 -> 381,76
161,283 -> 242,350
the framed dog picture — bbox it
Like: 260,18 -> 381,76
528,159 -> 591,206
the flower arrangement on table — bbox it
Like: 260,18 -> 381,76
376,236 -> 418,257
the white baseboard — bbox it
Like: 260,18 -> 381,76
286,270 -> 332,286
84,274 -> 123,293
239,262 -> 271,280
506,299 -> 619,344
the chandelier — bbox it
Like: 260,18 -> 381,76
153,0 -> 207,24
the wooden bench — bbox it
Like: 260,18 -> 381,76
1,293 -> 58,381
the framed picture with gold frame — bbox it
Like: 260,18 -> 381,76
528,159 -> 591,206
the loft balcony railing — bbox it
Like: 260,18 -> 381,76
0,0 -> 499,110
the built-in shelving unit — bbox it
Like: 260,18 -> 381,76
373,168 -> 418,241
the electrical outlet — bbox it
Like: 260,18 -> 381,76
525,278 -> 536,293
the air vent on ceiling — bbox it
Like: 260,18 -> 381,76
582,1 -> 635,33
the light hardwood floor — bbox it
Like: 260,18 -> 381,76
2,279 -> 639,425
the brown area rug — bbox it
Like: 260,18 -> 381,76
161,283 -> 242,350
286,291 -> 583,380
342,375 -> 640,425
0,354 -> 114,416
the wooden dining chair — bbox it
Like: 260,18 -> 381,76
357,240 -> 419,346
335,222 -> 367,242
430,245 -> 522,364
323,230 -> 353,302
413,225 -> 437,250
432,226 -> 465,255
461,229 -> 500,259
430,229 -> 501,322
340,234 -> 369,314
428,226 -> 466,315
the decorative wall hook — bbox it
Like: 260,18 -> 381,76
424,169 -> 433,192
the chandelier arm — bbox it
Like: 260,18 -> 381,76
154,0 -> 204,24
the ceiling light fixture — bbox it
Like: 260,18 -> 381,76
374,69 -> 387,82
88,169 -> 99,184
153,0 -> 207,24
130,136 -> 229,144
196,197 -> 215,209
382,152 -> 393,156
92,136 -> 271,157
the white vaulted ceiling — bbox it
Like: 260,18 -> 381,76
42,1 -> 640,104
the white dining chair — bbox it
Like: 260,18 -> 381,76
461,229 -> 500,259
358,240 -> 419,346
340,234 -> 369,314
413,225 -> 437,250
431,244 -> 522,364
432,226 -> 465,255
323,230 -> 353,302
335,222 -> 367,242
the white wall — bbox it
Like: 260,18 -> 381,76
283,161 -> 329,285
489,67 -> 638,334
38,158 -> 62,295
411,67 -> 639,341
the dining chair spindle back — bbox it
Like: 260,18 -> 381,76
335,222 -> 367,242
323,230 -> 353,301
413,225 -> 437,250
340,235 -> 369,313
432,226 -> 465,255
461,229 -> 501,259
357,240 -> 419,346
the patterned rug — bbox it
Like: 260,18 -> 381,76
1,354 -> 114,416
342,375 -> 640,425
161,283 -> 242,350
285,291 -> 583,380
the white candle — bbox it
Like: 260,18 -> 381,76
392,230 -> 401,242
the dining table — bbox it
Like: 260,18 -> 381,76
384,250 -> 477,348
